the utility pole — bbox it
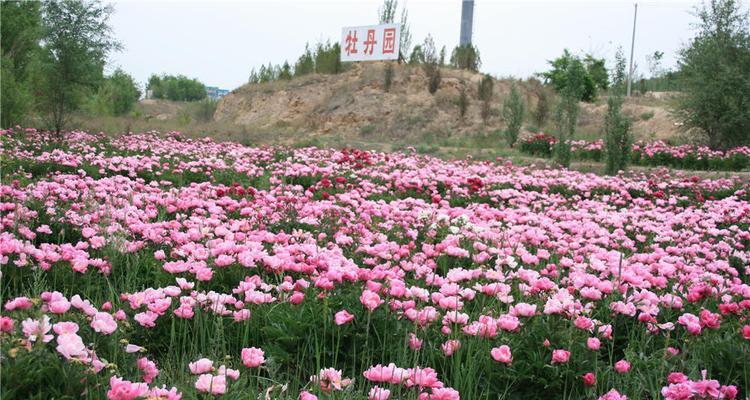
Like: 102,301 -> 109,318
627,3 -> 638,97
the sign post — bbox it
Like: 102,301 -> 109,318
340,23 -> 400,62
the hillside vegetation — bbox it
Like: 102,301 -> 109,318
214,63 -> 684,146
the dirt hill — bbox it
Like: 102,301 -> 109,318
213,63 -> 685,144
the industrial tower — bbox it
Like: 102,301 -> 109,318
459,0 -> 474,46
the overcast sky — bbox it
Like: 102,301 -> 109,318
108,0 -> 712,90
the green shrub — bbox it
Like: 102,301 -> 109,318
457,88 -> 468,119
450,44 -> 481,72
193,99 -> 218,122
604,96 -> 633,175
147,74 -> 206,101
96,68 -> 140,116
640,111 -> 655,121
478,74 -> 493,123
502,83 -> 525,147
384,63 -> 394,92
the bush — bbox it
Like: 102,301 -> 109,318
421,36 -> 441,94
147,74 -> 206,101
193,99 -> 218,122
450,45 -> 481,72
457,88 -> 468,119
96,69 -> 141,116
384,63 -> 394,92
502,83 -> 525,147
553,56 -> 587,167
604,96 -> 633,175
428,67 -> 441,94
533,88 -> 550,128
478,74 -> 493,123
314,42 -> 342,74
541,49 -> 602,102
519,133 -> 556,157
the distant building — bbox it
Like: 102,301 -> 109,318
205,86 -> 230,100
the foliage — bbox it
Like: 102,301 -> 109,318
457,88 -> 468,119
34,0 -> 120,133
533,87 -> 551,128
502,83 -> 525,147
519,132 -> 556,157
541,49 -> 603,102
294,44 -> 315,76
408,44 -> 423,65
192,98 -> 218,122
584,54 -> 608,91
674,0 -> 750,149
383,62 -> 394,92
147,74 -> 206,101
314,41 -> 342,74
0,0 -> 42,127
478,74 -> 493,123
94,68 -> 141,116
279,62 -> 293,81
450,44 -> 481,72
611,46 -> 628,95
604,96 -> 632,175
421,35 -> 441,94
553,55 -> 588,167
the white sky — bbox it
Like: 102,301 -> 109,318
108,0 -> 714,90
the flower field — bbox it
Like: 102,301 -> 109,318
519,135 -> 750,171
2,129 -> 750,400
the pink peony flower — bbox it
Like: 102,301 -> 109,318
91,312 -> 118,334
334,310 -> 355,325
598,389 -> 628,400
360,289 -> 384,312
551,349 -> 571,364
587,337 -> 601,351
614,359 -> 631,374
107,376 -> 149,400
582,372 -> 596,387
241,347 -> 265,368
189,358 -> 214,374
369,386 -> 391,400
490,345 -> 513,364
195,373 -> 227,395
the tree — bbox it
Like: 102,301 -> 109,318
1,1 -> 42,127
541,49 -> 599,102
279,62 -> 293,80
294,44 -> 315,76
35,0 -> 120,134
146,74 -> 206,101
584,54 -> 608,91
478,74 -> 493,123
450,45 -> 481,72
408,45 -> 423,65
503,83 -> 525,147
378,0 -> 411,60
533,87 -> 551,128
383,62 -> 394,92
96,68 -> 140,116
604,96 -> 632,175
611,46 -> 627,95
646,50 -> 665,78
554,57 -> 587,167
675,0 -> 750,149
457,87 -> 468,119
421,35 -> 440,94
